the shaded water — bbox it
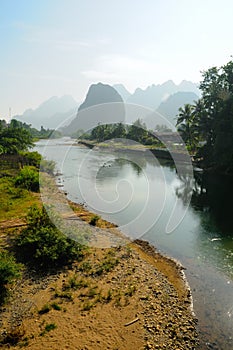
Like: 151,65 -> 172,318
36,139 -> 233,350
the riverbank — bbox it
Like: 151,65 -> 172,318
77,139 -> 194,164
0,171 -> 198,349
1,186 -> 197,350
0,240 -> 198,350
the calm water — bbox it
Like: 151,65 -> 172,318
36,138 -> 233,350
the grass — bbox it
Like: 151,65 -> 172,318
78,261 -> 92,273
82,301 -> 94,311
0,171 -> 39,221
63,276 -> 89,290
40,323 -> 57,336
51,302 -> 62,310
86,286 -> 98,298
38,302 -> 62,314
95,256 -> 119,275
44,323 -> 57,332
54,290 -> 73,301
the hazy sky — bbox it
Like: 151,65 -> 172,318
1,0 -> 233,118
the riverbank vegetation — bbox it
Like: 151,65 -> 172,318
0,152 -> 84,306
176,59 -> 233,173
80,119 -> 167,147
0,119 -> 61,155
0,151 -> 198,348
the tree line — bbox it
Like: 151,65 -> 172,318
0,119 -> 61,154
176,59 -> 233,173
80,119 -> 171,146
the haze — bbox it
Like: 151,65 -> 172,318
1,0 -> 233,118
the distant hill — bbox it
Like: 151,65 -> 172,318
156,91 -> 199,124
78,83 -> 123,112
15,95 -> 78,129
14,80 -> 200,132
63,83 -> 124,135
113,84 -> 131,101
178,80 -> 200,95
127,80 -> 200,110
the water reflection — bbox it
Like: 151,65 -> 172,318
191,172 -> 233,234
35,140 -> 233,349
176,170 -> 233,278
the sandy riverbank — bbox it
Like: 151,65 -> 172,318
0,173 -> 198,349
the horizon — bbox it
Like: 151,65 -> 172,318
10,78 -> 199,119
1,0 -> 233,118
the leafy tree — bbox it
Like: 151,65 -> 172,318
176,59 -> 233,172
176,104 -> 199,152
0,119 -> 34,154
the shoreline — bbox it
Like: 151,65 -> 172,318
0,172 -> 199,349
57,172 -> 195,312
77,139 -> 194,164
55,176 -> 195,314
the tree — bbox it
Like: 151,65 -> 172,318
176,59 -> 233,172
0,119 -> 34,154
176,104 -> 199,152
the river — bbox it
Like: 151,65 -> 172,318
35,138 -> 233,350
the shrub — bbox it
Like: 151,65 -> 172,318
15,205 -> 84,268
38,304 -> 51,314
51,302 -> 62,310
89,215 -> 100,226
20,151 -> 42,168
15,166 -> 39,192
40,323 -> 57,336
0,251 -> 21,304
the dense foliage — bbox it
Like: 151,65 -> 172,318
15,206 -> 84,268
81,119 -> 162,146
0,119 -> 34,154
0,119 -> 61,155
176,60 -> 233,172
15,166 -> 39,192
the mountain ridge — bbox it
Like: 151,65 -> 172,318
14,80 -> 200,130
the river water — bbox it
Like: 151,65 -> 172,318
35,138 -> 233,350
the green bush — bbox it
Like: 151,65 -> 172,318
0,251 -> 21,304
89,215 -> 100,226
20,151 -> 56,174
15,206 -> 84,268
20,151 -> 42,168
15,166 -> 39,192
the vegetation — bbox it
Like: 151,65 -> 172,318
176,59 -> 233,173
15,205 -> 84,268
40,323 -> 57,336
0,119 -> 34,154
15,165 -> 39,192
0,118 -> 61,156
81,119 -> 163,146
0,251 -> 22,304
89,214 -> 100,226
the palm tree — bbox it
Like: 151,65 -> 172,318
176,104 -> 199,152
